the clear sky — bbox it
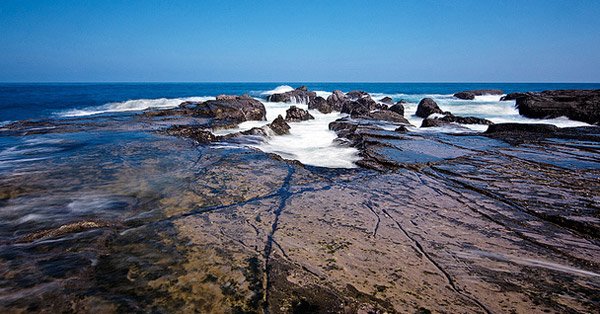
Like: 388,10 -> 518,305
1,0 -> 599,82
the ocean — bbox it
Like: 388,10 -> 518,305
1,82 -> 599,168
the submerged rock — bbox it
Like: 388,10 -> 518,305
415,98 -> 445,118
506,90 -> 600,125
268,86 -> 317,104
285,106 -> 314,122
454,89 -> 504,100
308,96 -> 332,114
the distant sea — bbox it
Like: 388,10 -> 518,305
1,83 -> 599,122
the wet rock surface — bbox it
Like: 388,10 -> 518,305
267,86 -> 317,104
502,89 -> 600,124
454,89 -> 504,100
415,97 -> 446,118
1,90 -> 600,313
285,106 -> 314,122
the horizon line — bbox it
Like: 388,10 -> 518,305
1,81 -> 600,84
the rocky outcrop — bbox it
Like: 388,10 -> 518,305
346,90 -> 370,100
388,103 -> 405,116
503,90 -> 600,125
268,86 -> 317,104
308,96 -> 332,114
340,97 -> 375,115
454,89 -> 504,100
421,118 -> 468,129
353,110 -> 410,124
180,95 -> 266,123
166,125 -> 219,143
326,90 -> 347,112
285,106 -> 314,122
485,123 -> 559,134
415,98 -> 445,118
437,115 -> 493,125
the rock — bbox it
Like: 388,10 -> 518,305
346,90 -> 370,100
187,96 -> 266,123
394,125 -> 409,132
268,86 -> 317,104
341,97 -> 387,115
436,115 -> 494,125
267,115 -> 291,135
308,96 -> 332,114
285,106 -> 314,122
326,90 -> 347,111
485,123 -> 559,134
500,93 -> 526,101
388,103 -> 405,116
415,98 -> 444,118
454,89 -> 504,100
420,118 -> 468,129
380,96 -> 393,104
353,110 -> 410,124
166,125 -> 219,143
512,90 -> 600,125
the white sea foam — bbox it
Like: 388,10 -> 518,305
260,85 -> 295,96
58,96 -> 214,117
215,100 -> 359,168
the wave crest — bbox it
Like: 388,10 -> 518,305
57,96 -> 214,117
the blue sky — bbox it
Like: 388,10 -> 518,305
0,0 -> 599,82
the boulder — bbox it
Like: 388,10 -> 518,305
415,98 -> 444,118
267,86 -> 317,104
326,90 -> 347,111
380,96 -> 393,104
511,90 -> 600,125
341,96 -> 387,115
188,96 -> 266,123
308,96 -> 332,114
454,89 -> 504,100
388,103 -> 405,116
346,90 -> 370,99
267,115 -> 291,135
285,106 -> 314,122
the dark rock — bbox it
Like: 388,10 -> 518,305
181,96 -> 266,124
267,115 -> 291,135
437,115 -> 494,125
388,103 -> 405,116
285,106 -> 314,122
166,125 -> 219,143
500,93 -> 526,101
394,125 -> 409,132
380,96 -> 393,104
353,110 -> 410,124
512,90 -> 600,125
485,123 -> 559,134
415,98 -> 444,118
420,118 -> 468,130
268,86 -> 316,104
308,96 -> 332,114
340,97 -> 387,115
326,90 -> 347,111
454,89 -> 504,100
346,90 -> 370,100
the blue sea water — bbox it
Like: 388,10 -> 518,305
1,82 -> 599,122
